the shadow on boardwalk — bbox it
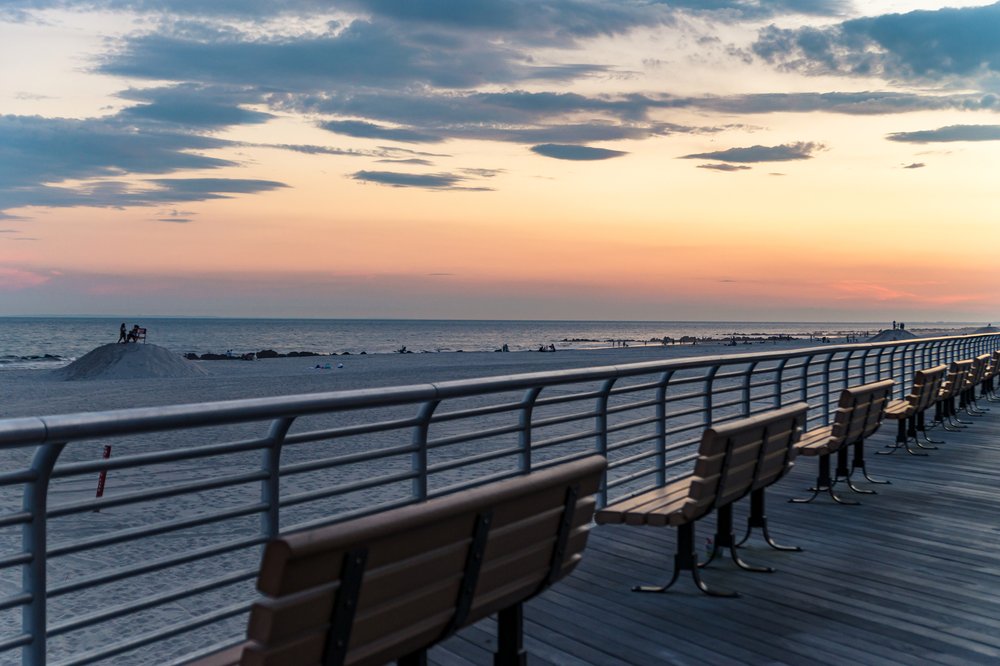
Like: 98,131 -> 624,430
439,409 -> 1000,665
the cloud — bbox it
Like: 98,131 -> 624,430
460,168 -> 504,177
530,144 -> 626,160
672,91 -> 1000,116
350,170 -> 493,191
321,120 -> 443,143
697,163 -> 752,171
0,112 -> 294,217
338,0 -> 846,39
681,141 -> 822,163
100,20 -> 603,91
0,114 -> 233,189
902,162 -> 925,169
118,85 -> 273,127
886,124 -> 1000,143
242,142 -> 378,157
753,3 -> 1000,83
0,267 -> 50,289
376,158 -> 435,166
6,178 -> 286,213
153,208 -> 196,223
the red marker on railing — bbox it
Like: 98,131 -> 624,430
95,445 -> 112,500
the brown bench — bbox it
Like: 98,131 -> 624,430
960,353 -> 991,416
933,359 -> 974,431
982,350 -> 1000,401
881,365 -> 947,455
191,455 -> 606,666
790,379 -> 894,504
594,403 -> 808,598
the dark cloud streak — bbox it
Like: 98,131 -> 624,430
681,141 -> 822,163
530,144 -> 626,160
886,124 -> 1000,143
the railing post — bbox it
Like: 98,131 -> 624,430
518,387 -> 543,473
654,371 -> 673,488
741,362 -> 757,417
774,358 -> 789,408
23,441 -> 66,666
412,400 -> 440,502
703,366 -> 719,426
822,354 -> 832,425
261,417 -> 294,539
594,378 -> 616,508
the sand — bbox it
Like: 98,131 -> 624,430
53,343 -> 209,381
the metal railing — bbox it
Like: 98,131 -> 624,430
0,332 -> 997,664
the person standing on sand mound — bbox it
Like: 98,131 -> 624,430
118,323 -> 127,343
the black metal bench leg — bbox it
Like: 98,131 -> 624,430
737,488 -> 801,551
917,410 -> 945,445
701,504 -> 773,573
879,417 -> 928,456
953,395 -> 973,424
791,455 -> 859,505
633,523 -> 738,597
911,413 -> 937,450
494,604 -> 527,666
837,445 -> 875,494
850,440 -> 888,485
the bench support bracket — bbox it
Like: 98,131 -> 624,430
632,523 -> 738,598
737,488 -> 801,552
323,547 -> 368,666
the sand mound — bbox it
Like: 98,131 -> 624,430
54,343 -> 208,381
866,329 -> 918,342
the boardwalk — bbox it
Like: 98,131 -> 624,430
438,408 -> 1000,665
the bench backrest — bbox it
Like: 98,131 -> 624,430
970,354 -> 991,386
682,402 -> 808,524
830,379 -> 894,447
238,455 -> 606,666
910,364 -> 948,412
988,350 -> 1000,379
940,359 -> 973,399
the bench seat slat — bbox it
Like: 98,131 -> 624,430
594,477 -> 691,524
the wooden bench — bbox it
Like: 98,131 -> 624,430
960,353 -> 991,416
881,365 -> 947,455
933,359 -> 974,431
790,379 -> 894,505
190,455 -> 606,666
594,403 -> 808,598
984,350 -> 1000,402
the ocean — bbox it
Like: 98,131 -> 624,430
0,317 -> 975,370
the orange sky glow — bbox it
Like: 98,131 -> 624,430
1,2 -> 998,321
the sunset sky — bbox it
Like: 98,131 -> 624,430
1,1 -> 998,321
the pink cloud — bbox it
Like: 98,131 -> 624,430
0,267 -> 51,290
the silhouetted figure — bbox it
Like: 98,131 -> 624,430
127,325 -> 140,342
118,323 -> 127,343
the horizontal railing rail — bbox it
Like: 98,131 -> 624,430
0,332 -> 997,664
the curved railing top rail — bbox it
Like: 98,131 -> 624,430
2,332 -> 997,447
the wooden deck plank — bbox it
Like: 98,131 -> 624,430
430,410 -> 1000,664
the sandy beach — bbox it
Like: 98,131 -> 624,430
2,339 -> 828,420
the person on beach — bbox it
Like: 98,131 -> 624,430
118,323 -> 127,343
127,325 -> 141,342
